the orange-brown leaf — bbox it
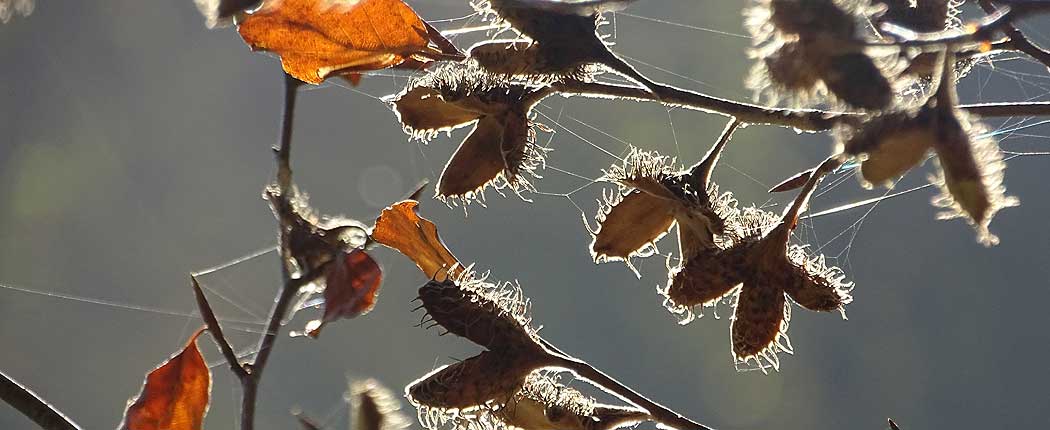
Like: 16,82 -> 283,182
237,0 -> 451,84
119,329 -> 211,430
306,249 -> 383,337
372,200 -> 461,280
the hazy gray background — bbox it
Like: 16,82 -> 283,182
3,1 -> 1050,429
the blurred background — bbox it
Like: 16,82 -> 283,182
3,1 -> 1050,429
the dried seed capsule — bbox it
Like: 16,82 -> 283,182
839,108 -> 936,187
818,52 -> 893,110
589,122 -> 742,275
417,274 -> 540,353
389,64 -> 552,203
877,0 -> 950,32
407,351 -> 537,411
501,372 -> 650,430
478,0 -> 664,93
928,109 -> 1018,246
661,159 -> 853,372
767,0 -> 856,39
469,40 -> 600,83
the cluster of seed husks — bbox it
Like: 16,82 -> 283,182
589,123 -> 853,370
406,268 -> 653,430
390,63 -> 551,204
746,0 -> 894,109
837,51 -> 1018,245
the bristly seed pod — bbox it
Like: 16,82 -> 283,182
500,372 -> 650,430
416,270 -> 542,353
407,350 -> 540,413
588,121 -> 742,276
745,0 -> 893,109
469,40 -> 602,84
838,107 -> 937,188
390,63 -> 553,204
475,0 -> 665,93
660,158 -> 853,372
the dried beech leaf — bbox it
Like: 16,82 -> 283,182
591,190 -> 675,263
237,0 -> 451,84
305,249 -> 383,338
372,201 -> 461,280
119,329 -> 211,430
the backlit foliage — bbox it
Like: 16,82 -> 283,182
47,1 -> 1048,430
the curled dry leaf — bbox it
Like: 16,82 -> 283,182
304,249 -> 383,338
119,328 -> 211,430
372,200 -> 462,280
237,0 -> 460,84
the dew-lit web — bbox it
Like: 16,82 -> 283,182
4,0 -> 1050,382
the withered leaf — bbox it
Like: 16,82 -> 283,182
237,0 -> 459,84
372,200 -> 461,280
119,329 -> 211,430
305,249 -> 383,338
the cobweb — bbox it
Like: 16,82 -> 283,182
4,0 -> 1050,388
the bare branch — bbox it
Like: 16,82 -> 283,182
0,370 -> 82,430
979,0 -> 1050,72
191,275 -> 248,379
552,81 -> 1050,131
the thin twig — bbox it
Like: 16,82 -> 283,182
979,0 -> 1050,72
876,3 -> 1050,48
0,370 -> 82,430
540,342 -> 714,430
235,72 -> 304,430
191,275 -> 248,379
276,73 -> 301,193
551,81 -> 1050,131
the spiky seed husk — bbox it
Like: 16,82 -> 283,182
840,108 -> 936,187
929,110 -> 1018,246
761,41 -> 822,94
664,244 -> 750,314
469,41 -> 600,83
878,0 -> 950,32
819,52 -> 893,110
502,372 -> 649,430
784,245 -> 853,313
766,0 -> 856,39
417,274 -> 540,352
590,190 -> 676,267
407,351 -> 538,412
351,379 -> 410,430
393,86 -> 486,141
730,267 -> 791,369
